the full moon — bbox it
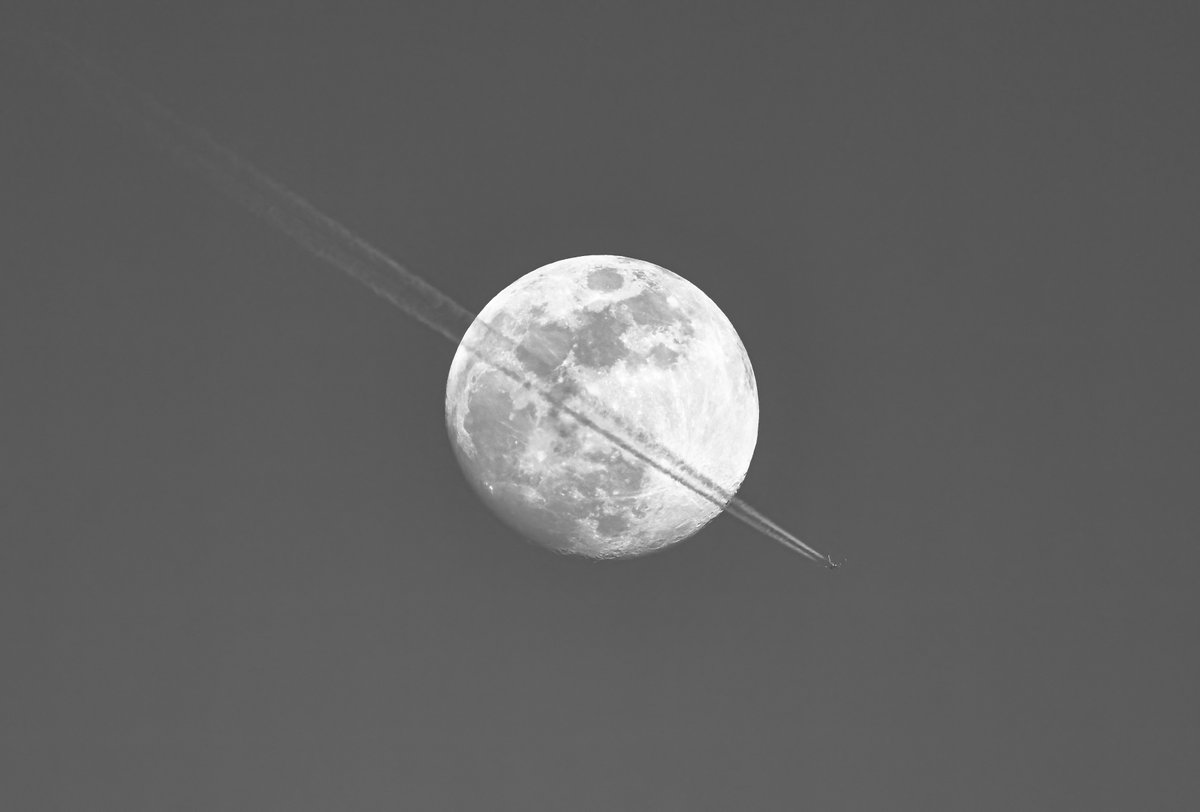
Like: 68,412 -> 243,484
445,256 -> 759,558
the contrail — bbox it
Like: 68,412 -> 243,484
6,29 -> 839,568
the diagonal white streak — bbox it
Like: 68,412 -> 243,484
6,28 -> 839,568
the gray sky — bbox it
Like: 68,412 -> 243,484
3,2 -> 1198,809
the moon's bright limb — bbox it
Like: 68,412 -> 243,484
7,28 -> 840,568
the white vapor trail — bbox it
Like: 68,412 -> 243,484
6,29 -> 839,568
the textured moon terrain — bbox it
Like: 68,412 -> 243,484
445,256 -> 758,558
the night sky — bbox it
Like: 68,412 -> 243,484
4,2 -> 1198,808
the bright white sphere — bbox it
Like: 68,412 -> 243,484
445,256 -> 758,558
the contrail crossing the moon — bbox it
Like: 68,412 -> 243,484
6,29 -> 840,568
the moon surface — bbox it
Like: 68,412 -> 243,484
445,256 -> 759,558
